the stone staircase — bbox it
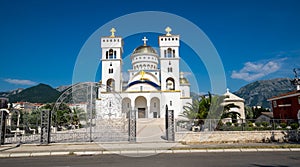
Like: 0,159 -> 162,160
137,118 -> 166,142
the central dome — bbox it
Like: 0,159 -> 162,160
133,45 -> 157,54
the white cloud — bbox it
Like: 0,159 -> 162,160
4,78 -> 37,86
231,59 -> 284,82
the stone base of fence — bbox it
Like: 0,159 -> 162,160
175,130 -> 299,144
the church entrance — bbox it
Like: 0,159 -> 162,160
138,108 -> 146,118
135,96 -> 147,118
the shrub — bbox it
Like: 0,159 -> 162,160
255,122 -> 261,127
291,123 -> 299,130
261,122 -> 269,127
247,122 -> 254,127
280,123 -> 287,128
226,122 -> 232,126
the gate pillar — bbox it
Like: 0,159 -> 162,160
40,109 -> 51,144
165,105 -> 175,141
128,109 -> 136,142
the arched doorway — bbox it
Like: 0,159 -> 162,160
150,97 -> 160,118
135,96 -> 147,118
122,98 -> 131,118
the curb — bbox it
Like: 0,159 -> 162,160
1,148 -> 300,158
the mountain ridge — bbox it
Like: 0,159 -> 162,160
0,78 -> 296,107
234,78 -> 295,108
5,83 -> 61,103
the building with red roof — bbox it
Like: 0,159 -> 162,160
268,90 -> 300,122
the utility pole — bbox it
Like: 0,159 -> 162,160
291,68 -> 300,91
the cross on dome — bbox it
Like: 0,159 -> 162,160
142,37 -> 148,46
165,26 -> 172,36
110,28 -> 116,37
226,88 -> 230,93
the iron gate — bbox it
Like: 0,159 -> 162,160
165,105 -> 175,141
49,82 -> 130,143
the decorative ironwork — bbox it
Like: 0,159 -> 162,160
40,109 -> 51,144
49,82 -> 128,143
0,110 -> 7,145
128,109 -> 136,142
165,105 -> 174,141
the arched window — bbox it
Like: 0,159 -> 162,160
114,51 -> 117,59
106,79 -> 115,92
172,50 -> 175,57
108,68 -> 113,74
167,48 -> 172,58
106,51 -> 108,59
166,77 -> 175,90
164,50 -> 167,58
109,49 -> 114,59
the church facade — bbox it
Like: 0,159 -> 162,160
96,27 -> 192,119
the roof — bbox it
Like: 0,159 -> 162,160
267,90 -> 300,101
180,77 -> 190,85
223,89 -> 245,102
133,45 -> 157,54
260,112 -> 274,118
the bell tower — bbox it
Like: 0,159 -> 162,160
159,27 -> 180,91
101,28 -> 123,92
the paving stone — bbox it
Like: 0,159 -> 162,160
50,152 -> 71,156
190,149 -> 207,153
10,153 -> 31,157
30,152 -> 51,157
240,148 -> 258,152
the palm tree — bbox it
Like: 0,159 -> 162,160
183,93 -> 243,130
221,103 -> 241,123
182,93 -> 212,126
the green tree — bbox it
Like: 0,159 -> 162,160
245,106 -> 254,119
182,93 -> 214,125
42,103 -> 76,128
221,103 -> 241,122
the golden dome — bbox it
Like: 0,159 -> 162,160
133,45 -> 157,54
180,77 -> 189,84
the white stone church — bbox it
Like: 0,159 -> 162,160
96,27 -> 192,119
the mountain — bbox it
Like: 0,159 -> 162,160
0,88 -> 24,98
234,78 -> 295,108
56,85 -> 70,92
8,83 -> 61,103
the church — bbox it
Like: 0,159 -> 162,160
96,27 -> 192,119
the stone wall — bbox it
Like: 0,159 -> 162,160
175,130 -> 299,144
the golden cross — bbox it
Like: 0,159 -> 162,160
140,70 -> 145,80
165,26 -> 172,36
110,28 -> 116,37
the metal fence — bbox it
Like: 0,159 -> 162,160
175,119 -> 300,132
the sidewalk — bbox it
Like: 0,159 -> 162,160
1,142 -> 300,158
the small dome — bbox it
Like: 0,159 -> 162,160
179,72 -> 189,85
133,45 -> 157,54
180,77 -> 189,85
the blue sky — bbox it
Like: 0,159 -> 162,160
0,0 -> 300,94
